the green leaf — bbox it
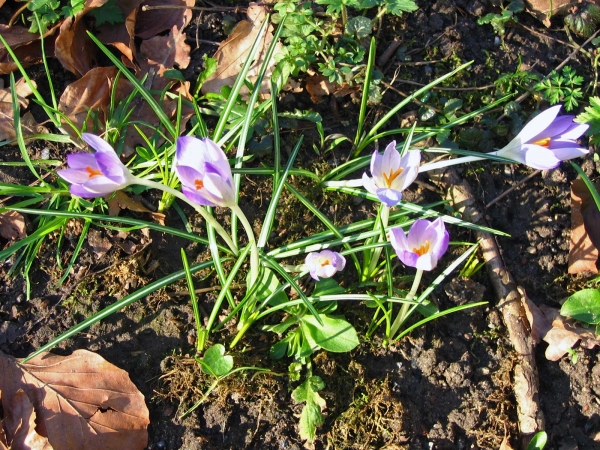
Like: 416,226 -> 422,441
292,375 -> 326,442
301,314 -> 359,353
561,289 -> 600,325
526,431 -> 547,450
194,56 -> 218,96
90,0 -> 123,26
312,278 -> 345,296
202,344 -> 234,377
254,267 -> 290,307
345,16 -> 372,38
384,0 -> 419,16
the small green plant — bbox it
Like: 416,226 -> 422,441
527,431 -> 548,450
535,66 -> 584,111
576,96 -> 600,145
494,57 -> 540,96
477,0 -> 525,36
565,2 -> 600,37
21,0 -> 123,34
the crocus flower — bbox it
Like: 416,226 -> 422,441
496,105 -> 589,170
57,133 -> 134,198
389,218 -> 449,271
305,250 -> 346,281
362,141 -> 420,207
174,136 -> 236,208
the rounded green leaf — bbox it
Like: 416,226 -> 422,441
561,289 -> 600,325
301,315 -> 359,353
202,344 -> 234,377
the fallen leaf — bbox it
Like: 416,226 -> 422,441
87,229 -> 113,259
107,191 -> 166,225
520,287 -> 552,344
305,73 -> 357,103
0,24 -> 59,75
2,389 -> 53,450
55,0 -> 110,77
0,211 -> 26,241
0,349 -> 149,450
201,3 -> 283,97
140,24 -> 191,71
135,0 -> 194,39
525,0 -> 580,27
569,178 -> 599,274
0,77 -> 37,141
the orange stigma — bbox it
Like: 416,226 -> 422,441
85,166 -> 102,178
320,258 -> 331,267
382,167 -> 404,187
532,137 -> 551,147
413,240 -> 430,256
194,179 -> 204,190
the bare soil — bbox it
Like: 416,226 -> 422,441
1,1 -> 600,449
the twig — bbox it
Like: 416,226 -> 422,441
485,170 -> 541,208
141,5 -> 248,12
427,165 -> 545,450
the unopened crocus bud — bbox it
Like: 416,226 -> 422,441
305,250 -> 346,281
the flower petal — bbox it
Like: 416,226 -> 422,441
58,168 -> 95,184
362,173 -> 378,195
550,146 -> 589,161
522,145 -> 561,170
175,165 -> 204,188
70,184 -> 104,198
203,172 -> 236,206
397,250 -> 419,268
82,133 -> 116,154
415,253 -> 436,271
389,227 -> 408,253
181,185 -> 217,206
66,152 -> 98,170
375,188 -> 402,207
81,176 -> 123,194
95,151 -> 129,184
516,105 -> 562,144
406,219 -> 431,250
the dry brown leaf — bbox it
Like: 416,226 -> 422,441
58,66 -> 123,137
0,349 -> 149,450
87,229 -> 113,259
520,287 -> 552,344
201,3 -> 283,97
140,25 -> 190,71
55,0 -> 110,77
525,0 -> 580,26
0,211 -> 26,242
3,390 -> 53,450
569,178 -> 599,274
135,0 -> 194,39
305,73 -> 357,103
0,24 -> 59,75
0,77 -> 37,141
107,191 -> 166,225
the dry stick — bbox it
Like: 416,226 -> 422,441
485,170 -> 541,208
427,166 -> 544,449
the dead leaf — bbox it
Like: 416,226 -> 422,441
305,73 -> 357,103
522,289 -> 600,360
0,77 -> 37,141
569,178 -> 599,274
0,24 -> 59,75
140,25 -> 191,70
107,191 -> 165,225
135,0 -> 194,39
525,0 -> 581,26
0,211 -> 26,241
201,3 -> 283,97
87,229 -> 113,259
55,0 -> 110,77
58,66 -> 123,136
2,389 -> 53,450
0,349 -> 149,450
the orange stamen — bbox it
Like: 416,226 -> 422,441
320,259 -> 331,267
532,137 -> 551,147
85,166 -> 102,178
413,240 -> 430,256
195,179 -> 204,190
382,167 -> 404,188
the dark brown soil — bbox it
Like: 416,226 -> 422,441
1,1 -> 600,449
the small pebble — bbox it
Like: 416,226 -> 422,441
526,246 -> 537,254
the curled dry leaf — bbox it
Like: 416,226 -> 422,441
569,178 -> 599,274
2,389 -> 53,450
107,191 -> 166,225
0,23 -> 60,74
201,3 -> 283,97
521,288 -> 600,361
525,0 -> 580,26
0,77 -> 37,141
0,210 -> 26,242
305,73 -> 357,104
0,349 -> 149,450
140,25 -> 191,71
135,0 -> 194,39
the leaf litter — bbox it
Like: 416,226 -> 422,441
0,349 -> 149,450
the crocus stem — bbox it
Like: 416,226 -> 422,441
230,203 -> 259,286
419,151 -> 500,173
365,205 -> 389,280
133,177 -> 238,255
389,269 -> 423,339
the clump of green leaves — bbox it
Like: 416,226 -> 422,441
477,0 -> 525,36
273,0 -> 417,86
565,2 -> 600,37
535,66 -> 584,111
25,0 -> 123,34
576,96 -> 600,145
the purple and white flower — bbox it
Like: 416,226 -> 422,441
497,105 -> 589,170
174,136 -> 236,207
362,141 -> 420,207
389,218 -> 449,271
305,250 -> 346,281
57,133 -> 134,198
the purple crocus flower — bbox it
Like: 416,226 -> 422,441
389,218 -> 449,271
497,105 -> 589,170
174,136 -> 236,208
362,141 -> 420,207
57,133 -> 134,198
305,250 -> 346,281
